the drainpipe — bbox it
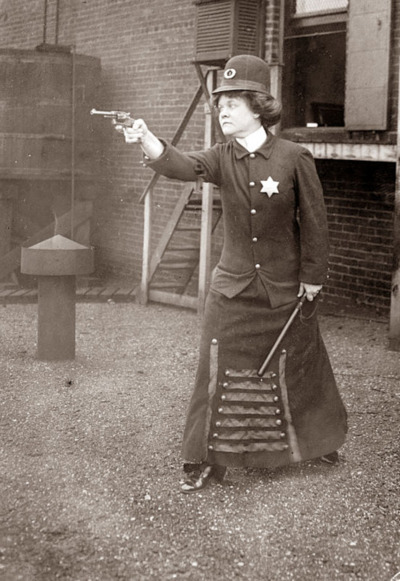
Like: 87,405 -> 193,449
389,50 -> 400,350
269,0 -> 285,134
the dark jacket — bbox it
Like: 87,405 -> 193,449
145,132 -> 329,308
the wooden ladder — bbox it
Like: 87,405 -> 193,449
140,65 -> 223,314
146,183 -> 222,310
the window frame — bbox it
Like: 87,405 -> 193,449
281,0 -> 392,134
285,0 -> 348,38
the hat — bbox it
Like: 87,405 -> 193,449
212,55 -> 271,95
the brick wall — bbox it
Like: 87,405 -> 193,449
317,160 -> 395,311
0,0 -> 206,282
0,0 -> 398,312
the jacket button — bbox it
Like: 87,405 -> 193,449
252,237 -> 258,243
251,209 -> 256,215
250,153 -> 256,158
249,181 -> 255,186
255,263 -> 261,269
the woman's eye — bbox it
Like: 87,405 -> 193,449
218,102 -> 238,112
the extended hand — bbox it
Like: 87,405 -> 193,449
114,118 -> 148,144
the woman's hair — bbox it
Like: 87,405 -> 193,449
213,90 -> 282,128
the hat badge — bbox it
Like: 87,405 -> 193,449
224,68 -> 236,79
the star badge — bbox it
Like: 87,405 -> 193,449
260,177 -> 279,198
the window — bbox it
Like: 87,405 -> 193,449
281,0 -> 391,132
282,0 -> 348,129
294,0 -> 348,15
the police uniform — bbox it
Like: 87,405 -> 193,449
145,56 -> 347,475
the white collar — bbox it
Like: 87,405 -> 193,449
236,125 -> 267,152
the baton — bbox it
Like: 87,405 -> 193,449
257,294 -> 307,377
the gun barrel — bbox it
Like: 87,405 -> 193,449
90,108 -> 124,117
90,108 -> 134,127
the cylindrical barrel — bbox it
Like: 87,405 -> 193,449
0,48 -> 103,279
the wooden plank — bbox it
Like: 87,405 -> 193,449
112,287 -> 136,299
149,290 -> 198,310
82,287 -> 105,297
167,245 -> 200,252
175,226 -> 201,232
198,70 -> 217,316
150,282 -> 186,290
8,288 -> 32,297
99,286 -> 121,298
0,288 -> 16,297
24,289 -> 38,298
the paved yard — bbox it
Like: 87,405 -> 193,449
0,301 -> 399,580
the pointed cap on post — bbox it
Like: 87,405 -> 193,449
21,235 -> 94,276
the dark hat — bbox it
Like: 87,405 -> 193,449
212,55 -> 271,95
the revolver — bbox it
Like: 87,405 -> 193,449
90,108 -> 135,127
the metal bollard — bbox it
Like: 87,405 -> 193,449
21,235 -> 94,361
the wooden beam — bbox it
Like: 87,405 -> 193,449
389,159 -> 400,347
388,52 -> 400,350
148,289 -> 198,310
139,185 -> 153,305
197,70 -> 217,315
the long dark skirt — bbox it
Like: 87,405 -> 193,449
182,279 -> 347,468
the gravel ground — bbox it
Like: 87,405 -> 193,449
0,299 -> 399,581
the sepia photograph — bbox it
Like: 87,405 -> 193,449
0,0 -> 399,579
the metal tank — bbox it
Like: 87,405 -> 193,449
0,47 -> 102,282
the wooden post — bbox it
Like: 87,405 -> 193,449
0,185 -> 15,281
388,50 -> 400,350
197,69 -> 216,315
389,118 -> 400,349
140,185 -> 153,305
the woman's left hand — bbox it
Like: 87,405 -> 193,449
298,282 -> 322,302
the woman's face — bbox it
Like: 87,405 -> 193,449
217,94 -> 261,138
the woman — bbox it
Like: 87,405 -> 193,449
118,55 -> 348,493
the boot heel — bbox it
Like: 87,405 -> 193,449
212,465 -> 227,482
